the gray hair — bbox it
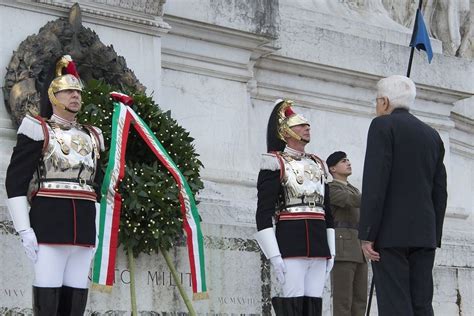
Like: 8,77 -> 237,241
376,75 -> 416,109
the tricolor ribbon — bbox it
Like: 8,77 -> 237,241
92,92 -> 207,298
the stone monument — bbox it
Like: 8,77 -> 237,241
0,0 -> 472,314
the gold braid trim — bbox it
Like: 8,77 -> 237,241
193,292 -> 209,301
90,283 -> 113,293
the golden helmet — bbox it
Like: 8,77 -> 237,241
47,55 -> 83,112
276,99 -> 309,142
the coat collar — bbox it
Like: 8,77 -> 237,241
391,107 -> 409,114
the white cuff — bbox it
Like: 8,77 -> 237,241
255,227 -> 281,259
6,196 -> 31,232
327,228 -> 336,256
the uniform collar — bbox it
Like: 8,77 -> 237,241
284,146 -> 309,158
333,178 -> 348,185
50,114 -> 78,129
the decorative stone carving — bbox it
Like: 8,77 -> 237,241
3,4 -> 145,126
427,0 -> 472,58
381,0 -> 418,27
382,0 -> 473,59
84,0 -> 165,15
33,0 -> 171,34
36,0 -> 167,16
287,0 -> 471,59
288,0 -> 407,30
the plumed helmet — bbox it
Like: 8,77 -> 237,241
266,99 -> 309,152
48,55 -> 82,93
275,99 -> 309,141
47,55 -> 83,113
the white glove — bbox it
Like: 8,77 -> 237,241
326,228 -> 336,280
325,256 -> 334,280
18,228 -> 39,263
270,255 -> 286,284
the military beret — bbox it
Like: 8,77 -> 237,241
326,151 -> 347,168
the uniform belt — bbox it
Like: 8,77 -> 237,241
39,178 -> 97,188
277,211 -> 325,221
275,206 -> 325,223
285,194 -> 324,207
334,221 -> 359,229
279,206 -> 325,213
35,188 -> 97,202
277,202 -> 324,212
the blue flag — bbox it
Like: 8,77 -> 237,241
409,9 -> 433,63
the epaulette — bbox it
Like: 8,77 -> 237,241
260,152 -> 282,171
17,114 -> 47,142
309,154 -> 329,180
84,125 -> 105,151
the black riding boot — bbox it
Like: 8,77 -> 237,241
303,296 -> 322,316
272,296 -> 304,316
33,286 -> 61,316
57,286 -> 88,316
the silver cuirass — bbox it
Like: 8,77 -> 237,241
279,150 -> 326,214
28,121 -> 99,201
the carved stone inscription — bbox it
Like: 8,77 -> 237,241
0,228 -> 266,314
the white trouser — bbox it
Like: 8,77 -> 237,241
33,245 -> 94,289
281,257 -> 327,297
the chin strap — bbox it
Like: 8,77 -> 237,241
285,129 -> 303,142
63,106 -> 79,114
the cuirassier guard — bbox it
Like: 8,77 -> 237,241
255,99 -> 335,315
5,55 -> 104,315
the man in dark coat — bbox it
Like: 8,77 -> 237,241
359,75 -> 447,316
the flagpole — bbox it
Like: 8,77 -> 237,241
406,0 -> 424,78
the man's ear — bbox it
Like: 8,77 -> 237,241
382,96 -> 391,114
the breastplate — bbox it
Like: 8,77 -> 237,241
280,153 -> 326,209
28,122 -> 98,201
